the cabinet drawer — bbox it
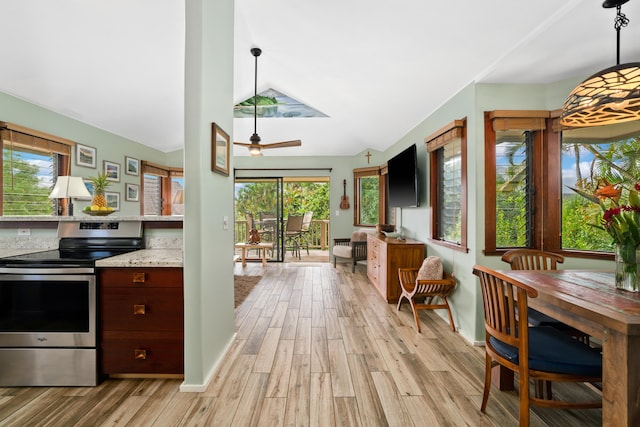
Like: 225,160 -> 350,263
99,268 -> 183,288
101,338 -> 183,374
100,288 -> 183,331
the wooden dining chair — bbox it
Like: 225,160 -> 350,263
472,265 -> 602,426
397,267 -> 456,333
501,249 -> 590,345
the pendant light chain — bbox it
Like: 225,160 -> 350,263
614,5 -> 628,65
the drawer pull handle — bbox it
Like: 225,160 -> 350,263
133,304 -> 146,315
132,272 -> 146,283
134,349 -> 147,360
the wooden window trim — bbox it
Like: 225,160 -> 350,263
353,166 -> 386,227
141,161 -> 183,216
427,119 -> 468,252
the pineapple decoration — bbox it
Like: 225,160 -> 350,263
84,173 -> 113,212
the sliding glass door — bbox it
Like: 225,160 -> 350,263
234,177 -> 285,262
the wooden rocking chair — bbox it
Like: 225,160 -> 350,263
397,268 -> 457,333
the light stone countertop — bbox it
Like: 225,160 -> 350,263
0,248 -> 50,258
95,248 -> 183,268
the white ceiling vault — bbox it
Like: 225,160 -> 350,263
1,1 -> 639,157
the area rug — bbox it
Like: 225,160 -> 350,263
234,275 -> 262,308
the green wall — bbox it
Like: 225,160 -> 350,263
0,91 -> 179,216
383,78 -> 616,344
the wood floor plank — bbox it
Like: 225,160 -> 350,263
327,340 -> 356,398
347,353 -> 388,427
333,397 -> 362,427
324,308 -> 343,340
294,316 -> 312,355
284,354 -> 311,426
375,341 -> 424,396
269,301 -> 289,328
310,372 -> 336,427
265,340 -> 295,398
257,397 -> 287,425
371,371 -> 413,427
311,327 -> 330,373
280,308 -> 299,340
230,372 -> 269,427
254,327 -> 283,373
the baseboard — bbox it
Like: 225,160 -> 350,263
179,332 -> 237,393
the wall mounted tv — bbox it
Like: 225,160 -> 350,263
387,144 -> 419,207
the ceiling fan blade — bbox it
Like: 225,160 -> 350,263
260,140 -> 302,149
233,142 -> 255,147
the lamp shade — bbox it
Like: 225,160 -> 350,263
49,176 -> 92,199
560,62 -> 640,127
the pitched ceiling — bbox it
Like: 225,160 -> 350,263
1,0 -> 639,157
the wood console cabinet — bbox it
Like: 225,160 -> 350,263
366,233 -> 424,303
98,267 -> 184,375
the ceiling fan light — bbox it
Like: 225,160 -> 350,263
560,62 -> 640,127
249,146 -> 262,156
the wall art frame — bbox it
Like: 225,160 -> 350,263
125,156 -> 140,176
105,191 -> 120,211
212,122 -> 230,176
125,183 -> 139,202
103,160 -> 121,182
76,143 -> 97,168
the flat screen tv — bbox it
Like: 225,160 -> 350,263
387,144 -> 419,207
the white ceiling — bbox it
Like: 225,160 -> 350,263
1,0 -> 639,157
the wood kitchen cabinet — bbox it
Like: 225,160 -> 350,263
366,233 -> 424,303
98,267 -> 184,375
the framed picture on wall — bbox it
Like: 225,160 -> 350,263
105,192 -> 120,211
212,122 -> 230,176
125,183 -> 139,202
125,156 -> 140,176
76,144 -> 97,168
103,160 -> 121,182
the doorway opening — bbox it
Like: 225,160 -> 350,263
234,176 -> 330,263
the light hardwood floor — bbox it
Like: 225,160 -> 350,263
0,262 -> 601,426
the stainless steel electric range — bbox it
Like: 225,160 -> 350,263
0,220 -> 143,386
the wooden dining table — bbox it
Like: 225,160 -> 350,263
495,269 -> 640,427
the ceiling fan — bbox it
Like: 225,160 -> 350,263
233,47 -> 302,156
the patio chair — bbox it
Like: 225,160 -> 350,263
472,264 -> 602,426
285,215 -> 304,259
332,230 -> 368,272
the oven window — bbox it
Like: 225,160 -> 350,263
0,280 -> 90,332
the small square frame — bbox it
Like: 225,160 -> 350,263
125,183 -> 139,202
105,192 -> 120,211
76,143 -> 97,168
212,122 -> 230,176
125,156 -> 140,176
103,160 -> 121,182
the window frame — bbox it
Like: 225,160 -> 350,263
353,166 -> 387,227
0,122 -> 73,216
141,160 -> 183,216
426,119 -> 468,253
483,110 -> 612,260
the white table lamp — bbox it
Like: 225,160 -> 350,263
49,176 -> 91,216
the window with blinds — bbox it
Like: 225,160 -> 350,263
2,146 -> 55,215
437,139 -> 462,243
1,122 -> 73,216
494,130 -> 534,248
141,161 -> 183,216
426,118 -> 467,252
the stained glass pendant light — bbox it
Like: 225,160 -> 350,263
561,0 -> 640,127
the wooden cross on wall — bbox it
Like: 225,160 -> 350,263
365,151 -> 371,164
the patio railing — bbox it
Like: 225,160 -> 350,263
235,219 -> 330,249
